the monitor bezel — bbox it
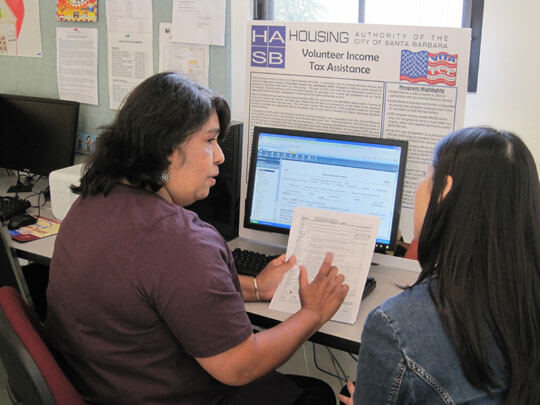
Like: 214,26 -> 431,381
244,126 -> 408,253
0,93 -> 80,177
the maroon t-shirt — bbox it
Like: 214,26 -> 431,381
45,185 -> 253,404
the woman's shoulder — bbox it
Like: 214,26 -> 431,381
371,279 -> 442,336
113,185 -> 221,237
157,205 -> 224,246
380,279 -> 433,313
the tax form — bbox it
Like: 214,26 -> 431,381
269,207 -> 380,324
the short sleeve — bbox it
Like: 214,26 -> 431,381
354,308 -> 409,404
135,213 -> 253,358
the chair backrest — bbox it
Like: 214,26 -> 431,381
0,225 -> 35,311
405,238 -> 419,260
0,286 -> 85,405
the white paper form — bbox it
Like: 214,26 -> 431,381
105,0 -> 153,110
269,207 -> 380,324
158,23 -> 209,86
56,27 -> 98,105
106,0 -> 152,33
107,31 -> 153,110
171,0 -> 226,46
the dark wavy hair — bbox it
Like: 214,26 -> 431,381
415,127 -> 540,403
72,72 -> 231,196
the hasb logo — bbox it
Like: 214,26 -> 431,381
251,25 -> 286,68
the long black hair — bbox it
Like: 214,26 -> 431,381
73,72 -> 231,196
415,127 -> 540,403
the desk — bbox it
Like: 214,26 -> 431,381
230,237 -> 420,353
0,174 -> 56,266
2,172 -> 421,354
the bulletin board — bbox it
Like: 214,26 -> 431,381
0,0 -> 232,138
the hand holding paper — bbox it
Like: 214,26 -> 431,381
255,254 -> 296,301
269,206 -> 380,324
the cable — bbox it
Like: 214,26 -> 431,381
330,355 -> 345,384
8,171 -> 37,194
326,346 -> 347,382
35,191 -> 42,218
311,343 -> 346,385
24,190 -> 45,217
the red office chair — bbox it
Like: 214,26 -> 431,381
404,238 -> 419,260
0,286 -> 85,405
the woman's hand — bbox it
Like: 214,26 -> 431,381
217,252 -> 348,385
338,380 -> 355,405
255,254 -> 297,300
299,252 -> 349,326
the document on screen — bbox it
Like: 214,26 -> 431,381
269,206 -> 380,324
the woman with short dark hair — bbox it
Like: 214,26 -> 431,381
340,127 -> 540,404
46,72 -> 348,405
73,72 -> 231,196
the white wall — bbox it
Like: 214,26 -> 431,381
463,0 -> 540,166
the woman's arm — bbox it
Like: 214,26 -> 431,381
197,253 -> 348,385
354,308 -> 406,404
239,254 -> 296,301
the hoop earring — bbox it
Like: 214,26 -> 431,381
161,170 -> 170,183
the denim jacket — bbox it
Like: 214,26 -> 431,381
354,278 -> 506,404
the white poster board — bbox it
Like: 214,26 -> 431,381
241,22 -> 471,244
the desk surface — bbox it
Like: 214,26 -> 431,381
230,237 -> 420,353
2,171 -> 422,353
0,174 -> 57,266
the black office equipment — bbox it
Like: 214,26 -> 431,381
0,94 -> 80,192
0,196 -> 31,222
186,121 -> 243,241
232,248 -> 279,277
7,214 -> 37,231
244,127 -> 408,253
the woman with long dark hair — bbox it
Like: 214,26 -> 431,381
340,127 -> 540,404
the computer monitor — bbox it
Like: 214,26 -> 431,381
0,94 -> 80,191
244,127 -> 408,252
185,122 -> 243,241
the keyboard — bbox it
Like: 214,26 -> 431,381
0,196 -> 31,222
232,248 -> 279,277
232,248 -> 377,299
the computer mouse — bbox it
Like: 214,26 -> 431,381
7,214 -> 37,230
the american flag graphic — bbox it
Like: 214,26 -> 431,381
400,50 -> 458,86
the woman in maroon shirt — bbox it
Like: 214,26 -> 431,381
46,72 -> 349,405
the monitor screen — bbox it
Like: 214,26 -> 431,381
0,94 -> 79,178
244,127 -> 408,252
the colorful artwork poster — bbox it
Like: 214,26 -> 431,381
57,0 -> 97,22
0,0 -> 42,57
